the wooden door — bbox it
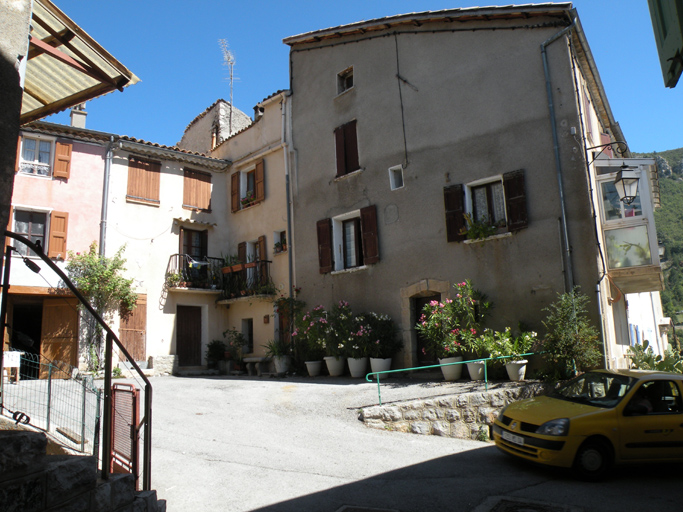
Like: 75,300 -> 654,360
40,298 -> 79,378
176,305 -> 201,366
414,294 -> 440,365
119,295 -> 147,362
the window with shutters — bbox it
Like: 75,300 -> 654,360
317,205 -> 379,273
231,159 -> 265,212
183,168 -> 212,211
17,135 -> 71,179
127,157 -> 161,205
334,120 -> 360,177
444,169 -> 528,242
11,208 -> 68,259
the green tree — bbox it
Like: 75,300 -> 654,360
63,242 -> 137,370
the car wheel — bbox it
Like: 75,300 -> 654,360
573,440 -> 612,480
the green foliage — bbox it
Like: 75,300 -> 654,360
112,366 -> 122,378
364,312 -> 401,359
627,340 -> 683,373
541,288 -> 602,380
65,242 -> 137,319
263,338 -> 289,357
206,339 -> 227,367
486,327 -> 538,362
219,328 -> 245,361
460,213 -> 497,240
415,280 -> 492,358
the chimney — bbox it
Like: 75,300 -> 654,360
70,103 -> 87,128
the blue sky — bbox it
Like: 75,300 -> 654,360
47,0 -> 681,153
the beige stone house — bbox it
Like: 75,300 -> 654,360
283,4 -> 666,370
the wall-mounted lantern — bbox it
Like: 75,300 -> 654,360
614,164 -> 639,205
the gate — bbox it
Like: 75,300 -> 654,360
110,383 -> 140,489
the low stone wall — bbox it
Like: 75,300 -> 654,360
359,382 -> 548,440
150,355 -> 178,376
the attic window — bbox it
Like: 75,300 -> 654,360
337,67 -> 354,95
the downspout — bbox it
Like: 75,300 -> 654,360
99,136 -> 118,257
282,93 -> 295,348
541,19 -> 576,293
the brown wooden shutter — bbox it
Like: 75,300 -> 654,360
344,120 -> 359,173
237,242 -> 247,264
48,211 -> 68,258
360,205 -> 379,264
255,160 -> 265,202
444,184 -> 466,242
231,172 -> 240,212
15,136 -> 22,173
334,126 -> 346,177
53,141 -> 72,179
127,157 -> 160,204
316,219 -> 333,273
503,169 -> 528,232
183,169 -> 211,211
257,235 -> 267,285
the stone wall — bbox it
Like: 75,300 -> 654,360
149,355 -> 178,376
359,382 -> 548,440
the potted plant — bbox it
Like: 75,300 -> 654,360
488,327 -> 537,381
415,280 -> 491,381
205,339 -> 226,370
347,316 -> 372,378
324,301 -> 357,377
241,191 -> 255,208
291,304 -> 327,376
365,312 -> 400,375
165,272 -> 181,288
263,339 -> 290,374
222,254 -> 244,273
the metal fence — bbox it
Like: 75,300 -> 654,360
1,350 -> 102,455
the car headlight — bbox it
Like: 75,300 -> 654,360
535,418 -> 569,436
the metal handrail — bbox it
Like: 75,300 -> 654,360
1,231 -> 153,490
365,353 -> 535,406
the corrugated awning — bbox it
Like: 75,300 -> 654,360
20,0 -> 139,125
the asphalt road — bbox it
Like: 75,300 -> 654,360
149,374 -> 683,512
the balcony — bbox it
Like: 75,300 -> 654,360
218,260 -> 277,303
164,254 -> 223,293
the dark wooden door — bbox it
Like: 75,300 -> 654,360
119,295 -> 147,362
414,294 -> 440,365
176,305 -> 201,366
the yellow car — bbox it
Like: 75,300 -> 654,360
492,369 -> 683,478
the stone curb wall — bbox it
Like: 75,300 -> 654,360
359,382 -> 549,440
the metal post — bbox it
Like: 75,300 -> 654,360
80,378 -> 87,452
0,245 -> 13,414
94,388 -> 101,462
142,383 -> 152,490
101,332 -> 113,480
46,363 -> 52,431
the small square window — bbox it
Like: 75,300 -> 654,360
389,165 -> 404,190
337,67 -> 354,94
20,137 -> 52,176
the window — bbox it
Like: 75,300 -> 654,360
183,168 -> 212,211
231,159 -> 265,212
11,208 -> 68,258
317,205 -> 379,273
626,381 -> 683,415
17,136 -> 71,179
274,230 -> 287,253
127,157 -> 161,205
242,318 -> 254,353
389,165 -> 404,190
444,169 -> 528,242
337,66 -> 353,94
180,228 -> 207,260
600,180 -> 642,221
334,120 -> 359,177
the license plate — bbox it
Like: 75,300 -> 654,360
502,430 -> 524,446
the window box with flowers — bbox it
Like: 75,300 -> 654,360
240,191 -> 256,208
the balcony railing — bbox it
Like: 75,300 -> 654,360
220,259 -> 276,300
165,254 -> 223,290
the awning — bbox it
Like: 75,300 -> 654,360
20,0 -> 139,125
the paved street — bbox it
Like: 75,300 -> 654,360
150,375 -> 682,512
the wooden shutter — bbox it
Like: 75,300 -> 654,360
5,208 -> 13,249
257,235 -> 267,285
237,242 -> 247,264
47,211 -> 68,259
183,169 -> 211,211
231,172 -> 240,212
360,205 -> 379,265
503,169 -> 528,232
127,157 -> 160,204
254,160 -> 265,202
600,133 -> 613,158
444,184 -> 466,242
316,219 -> 333,273
334,126 -> 346,177
344,121 -> 359,173
15,136 -> 21,173
53,141 -> 72,179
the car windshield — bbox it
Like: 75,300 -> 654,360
550,372 -> 637,408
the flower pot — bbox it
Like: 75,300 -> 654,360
505,360 -> 528,381
347,357 -> 368,378
466,361 -> 486,381
273,355 -> 291,374
370,357 -> 392,375
439,356 -> 463,381
305,360 -> 323,377
324,356 -> 346,377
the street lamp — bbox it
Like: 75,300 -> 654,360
614,164 -> 639,205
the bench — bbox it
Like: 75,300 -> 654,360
242,357 -> 271,377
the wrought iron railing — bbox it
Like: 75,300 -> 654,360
220,259 -> 276,300
1,232 -> 153,490
164,253 -> 223,290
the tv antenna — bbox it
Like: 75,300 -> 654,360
219,39 -> 236,134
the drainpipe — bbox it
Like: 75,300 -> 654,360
541,19 -> 576,293
99,136 -> 118,257
282,93 -> 295,331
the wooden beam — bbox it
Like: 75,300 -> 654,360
20,82 -> 117,124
